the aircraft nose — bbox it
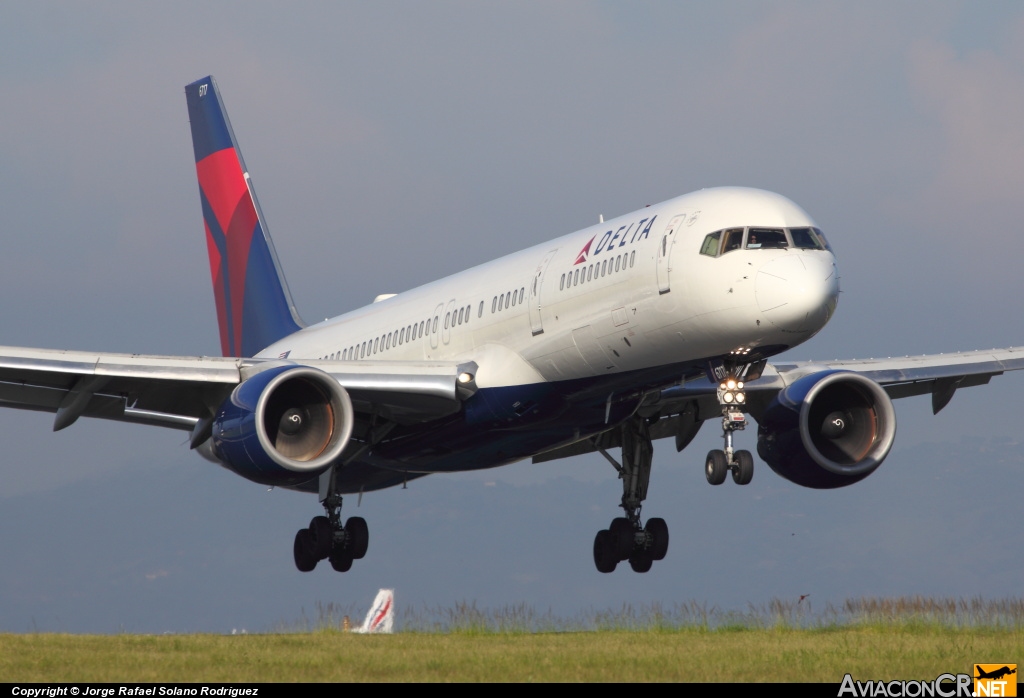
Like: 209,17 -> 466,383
755,254 -> 839,333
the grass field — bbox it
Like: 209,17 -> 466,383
2,598 -> 1022,682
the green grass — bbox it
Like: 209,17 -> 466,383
2,626 -> 1022,682
3,597 -> 1023,682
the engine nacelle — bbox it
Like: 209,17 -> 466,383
756,370 -> 896,489
211,365 -> 354,486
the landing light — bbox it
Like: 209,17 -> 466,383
458,372 -> 475,384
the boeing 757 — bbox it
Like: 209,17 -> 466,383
2,76 -> 1021,574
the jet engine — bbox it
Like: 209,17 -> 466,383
211,365 -> 355,486
756,370 -> 896,489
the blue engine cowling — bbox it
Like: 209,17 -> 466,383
211,365 -> 355,486
756,370 -> 896,489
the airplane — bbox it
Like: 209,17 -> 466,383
2,74 -> 1023,575
975,667 -> 1016,681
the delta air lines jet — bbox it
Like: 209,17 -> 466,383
2,76 -> 1022,574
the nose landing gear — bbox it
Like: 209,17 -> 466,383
705,373 -> 755,486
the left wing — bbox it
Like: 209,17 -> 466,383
0,345 -> 477,434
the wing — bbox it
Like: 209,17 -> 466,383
0,345 -> 477,434
534,346 -> 1024,463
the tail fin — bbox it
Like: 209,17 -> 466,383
185,75 -> 304,358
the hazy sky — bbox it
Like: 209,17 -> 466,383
1,2 -> 1023,633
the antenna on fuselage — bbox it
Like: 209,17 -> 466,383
599,214 -> 604,223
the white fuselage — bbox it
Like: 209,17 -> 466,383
259,187 -> 840,391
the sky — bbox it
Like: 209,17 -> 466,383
1,2 -> 1023,633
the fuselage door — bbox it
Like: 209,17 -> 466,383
529,248 -> 559,336
657,213 -> 686,294
429,303 -> 444,350
442,299 -> 456,346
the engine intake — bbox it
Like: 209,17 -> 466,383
757,370 -> 896,489
211,365 -> 354,486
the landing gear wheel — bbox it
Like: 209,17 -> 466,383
293,529 -> 317,572
609,517 -> 634,560
593,530 -> 618,573
705,450 -> 728,485
329,549 -> 353,572
732,449 -> 754,485
645,517 -> 669,560
346,517 -> 369,559
308,516 -> 333,560
629,549 -> 653,573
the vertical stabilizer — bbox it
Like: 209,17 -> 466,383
354,589 -> 395,633
185,76 -> 304,357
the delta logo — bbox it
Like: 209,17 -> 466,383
975,664 -> 1017,697
574,236 -> 594,265
573,215 -> 659,265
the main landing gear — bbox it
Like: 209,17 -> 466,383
592,418 -> 669,574
705,376 -> 754,486
293,460 -> 370,573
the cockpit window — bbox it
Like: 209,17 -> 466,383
813,227 -> 833,252
700,226 -> 833,258
789,227 -> 823,250
746,228 -> 788,249
699,230 -> 721,257
721,228 -> 744,254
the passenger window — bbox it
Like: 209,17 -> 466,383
629,251 -> 635,267
400,328 -> 405,344
457,308 -> 463,325
601,259 -> 607,276
573,269 -> 579,286
721,228 -> 744,254
700,230 -> 722,257
420,320 -> 425,336
747,228 -> 788,249
505,293 -> 510,309
478,301 -> 484,318
444,313 -> 450,329
373,338 -> 379,354
360,342 -> 366,359
615,256 -> 621,272
560,274 -> 565,290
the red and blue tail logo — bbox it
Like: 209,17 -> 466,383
185,76 -> 304,357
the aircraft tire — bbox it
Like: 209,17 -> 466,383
293,529 -> 317,572
732,450 -> 754,485
346,517 -> 369,559
308,516 -> 333,560
329,549 -> 353,572
593,530 -> 618,573
609,517 -> 634,560
705,450 -> 728,485
645,517 -> 669,560
629,550 -> 653,573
